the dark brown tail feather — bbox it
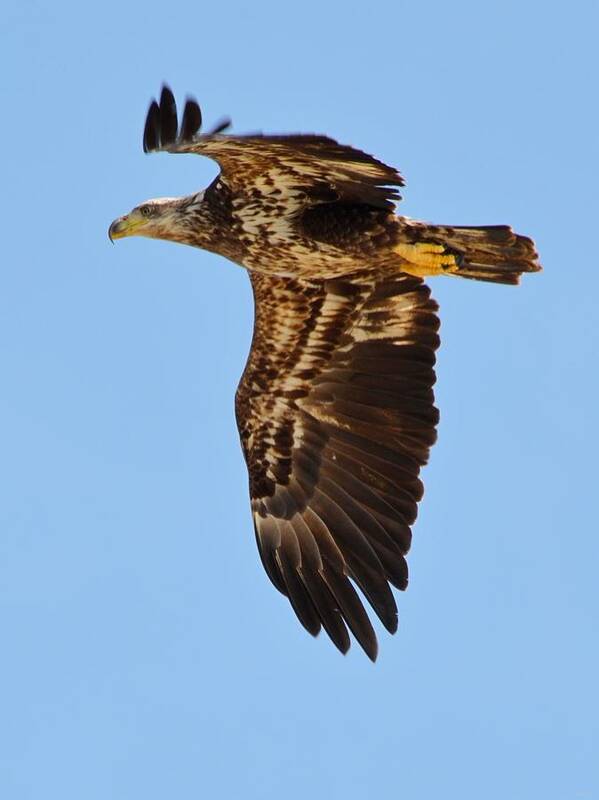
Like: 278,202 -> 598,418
435,224 -> 541,285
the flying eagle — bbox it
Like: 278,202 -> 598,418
109,86 -> 540,660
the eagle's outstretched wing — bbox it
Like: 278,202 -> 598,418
235,270 -> 440,659
143,86 -> 404,209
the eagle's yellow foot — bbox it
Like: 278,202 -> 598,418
394,241 -> 463,277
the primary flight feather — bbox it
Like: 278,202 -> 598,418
110,86 -> 540,660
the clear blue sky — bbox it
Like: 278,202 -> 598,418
2,1 -> 597,798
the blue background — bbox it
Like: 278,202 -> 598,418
2,1 -> 597,797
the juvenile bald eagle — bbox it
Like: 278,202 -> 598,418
110,86 -> 540,660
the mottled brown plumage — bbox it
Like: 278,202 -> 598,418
235,271 -> 439,658
109,86 -> 541,660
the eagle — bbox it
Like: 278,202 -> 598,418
109,86 -> 540,660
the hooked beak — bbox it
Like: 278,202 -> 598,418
108,214 -> 144,243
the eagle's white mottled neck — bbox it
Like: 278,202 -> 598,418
136,190 -> 226,251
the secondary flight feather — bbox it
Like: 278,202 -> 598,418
109,86 -> 541,660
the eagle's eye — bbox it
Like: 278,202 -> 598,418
139,205 -> 153,217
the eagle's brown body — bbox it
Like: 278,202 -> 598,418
109,87 -> 540,660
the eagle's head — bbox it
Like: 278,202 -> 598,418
109,193 -> 207,246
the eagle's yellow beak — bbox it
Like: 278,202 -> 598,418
108,214 -> 145,242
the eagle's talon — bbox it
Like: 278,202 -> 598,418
441,259 -> 461,273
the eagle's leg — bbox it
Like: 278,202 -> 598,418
393,241 -> 463,277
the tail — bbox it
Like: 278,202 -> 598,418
432,224 -> 541,285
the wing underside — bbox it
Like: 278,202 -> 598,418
236,270 -> 440,659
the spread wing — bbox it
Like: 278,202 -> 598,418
143,86 -> 404,210
235,270 -> 440,660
